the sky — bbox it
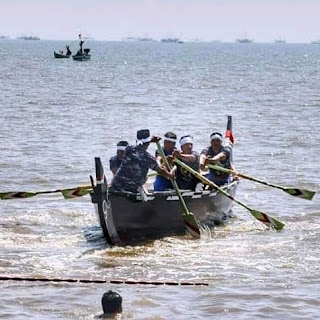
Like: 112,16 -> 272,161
0,0 -> 319,42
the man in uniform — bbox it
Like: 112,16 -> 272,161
110,129 -> 174,193
109,140 -> 129,175
200,132 -> 233,186
153,131 -> 177,191
173,135 -> 200,191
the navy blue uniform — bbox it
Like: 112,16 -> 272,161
111,146 -> 159,193
176,151 -> 200,190
201,146 -> 232,185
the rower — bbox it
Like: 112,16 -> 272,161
153,132 -> 177,191
110,130 -> 174,193
200,132 -> 233,186
109,141 -> 129,175
173,135 -> 200,191
97,290 -> 122,318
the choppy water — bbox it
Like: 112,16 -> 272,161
0,40 -> 319,319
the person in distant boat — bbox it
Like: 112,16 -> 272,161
97,290 -> 122,318
153,131 -> 177,191
110,130 -> 174,193
109,141 -> 129,175
173,135 -> 200,190
200,132 -> 233,186
66,45 -> 71,55
76,40 -> 84,55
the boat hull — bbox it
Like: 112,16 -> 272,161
72,54 -> 91,61
54,51 -> 70,58
90,158 -> 238,245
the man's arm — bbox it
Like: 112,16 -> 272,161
206,152 -> 227,164
200,154 -> 207,171
173,150 -> 197,162
156,166 -> 174,180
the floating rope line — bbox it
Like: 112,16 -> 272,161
0,275 -> 208,286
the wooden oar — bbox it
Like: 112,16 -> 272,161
156,142 -> 200,239
175,158 -> 285,231
0,173 -> 158,201
0,185 -> 92,200
208,164 -> 315,201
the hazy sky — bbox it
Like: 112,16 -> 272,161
0,0 -> 319,42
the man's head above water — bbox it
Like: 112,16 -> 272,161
101,290 -> 123,315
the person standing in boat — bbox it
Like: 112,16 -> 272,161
173,135 -> 200,191
110,130 -> 174,193
200,132 -> 233,186
109,141 -> 129,175
153,131 -> 177,191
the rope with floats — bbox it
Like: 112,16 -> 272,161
0,275 -> 209,286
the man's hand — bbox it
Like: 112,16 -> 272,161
151,136 -> 161,143
207,156 -> 219,165
172,150 -> 181,158
167,155 -> 175,165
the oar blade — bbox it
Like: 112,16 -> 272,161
284,188 -> 315,201
0,191 -> 37,200
61,187 -> 92,199
183,212 -> 201,239
251,209 -> 285,231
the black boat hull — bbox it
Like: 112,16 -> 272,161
90,158 -> 238,245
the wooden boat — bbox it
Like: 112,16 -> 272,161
90,157 -> 238,245
54,51 -> 71,58
72,48 -> 91,61
89,116 -> 237,245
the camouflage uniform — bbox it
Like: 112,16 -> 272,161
109,155 -> 122,173
201,146 -> 232,185
111,145 -> 159,193
176,151 -> 200,190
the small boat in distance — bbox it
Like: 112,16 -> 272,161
161,38 -> 183,44
311,40 -> 320,44
275,39 -> 286,43
17,35 -> 40,40
0,35 -> 9,39
236,38 -> 253,43
72,34 -> 91,61
54,45 -> 72,58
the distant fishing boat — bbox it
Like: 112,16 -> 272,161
161,38 -> 183,44
137,37 -> 157,42
54,45 -> 72,59
236,38 -> 253,43
0,35 -> 9,39
311,40 -> 320,44
275,39 -> 286,43
72,35 -> 91,61
54,52 -> 70,58
17,35 -> 40,40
